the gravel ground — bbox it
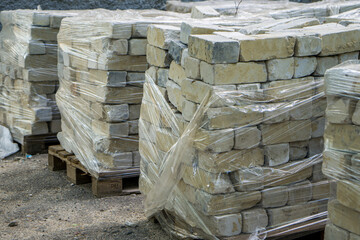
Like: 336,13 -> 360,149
0,153 -> 169,240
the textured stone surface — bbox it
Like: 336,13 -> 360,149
241,208 -> 268,233
266,58 -> 294,81
328,200 -> 360,235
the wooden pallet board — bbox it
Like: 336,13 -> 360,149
48,145 -> 140,197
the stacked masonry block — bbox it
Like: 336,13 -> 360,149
323,62 -> 360,240
139,22 -> 360,239
56,12 -> 185,177
0,10 -> 78,144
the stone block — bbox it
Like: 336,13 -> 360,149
129,120 -> 138,135
314,56 -> 339,76
324,124 -> 360,152
191,6 -> 220,19
147,25 -> 180,50
322,150 -> 352,179
289,101 -> 312,120
184,56 -> 200,79
92,103 -> 129,122
166,80 -> 183,111
312,180 -> 331,200
312,162 -> 326,182
28,40 -> 46,55
337,180 -> 360,213
157,68 -> 169,88
180,22 -> 233,44
287,180 -> 312,205
328,200 -> 360,235
266,57 -> 294,81
195,128 -> 234,153
241,208 -> 268,233
92,120 -> 129,137
169,61 -> 186,85
127,72 -> 145,87
200,61 -> 267,85
338,51 -> 359,63
311,117 -> 325,138
182,99 -> 197,121
326,96 -> 356,124
261,186 -> 288,208
129,39 -> 147,55
294,57 -> 317,78
94,136 -> 139,153
206,213 -> 242,237
234,127 -> 261,150
352,101 -> 360,125
168,40 -> 186,64
324,223 -> 350,240
294,33 -> 322,57
88,70 -> 127,87
188,34 -> 240,64
309,137 -> 323,156
264,143 -> 290,167
146,44 -> 171,67
289,141 -> 308,161
263,102 -> 290,124
98,54 -> 148,71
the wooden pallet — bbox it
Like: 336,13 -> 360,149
48,145 -> 140,197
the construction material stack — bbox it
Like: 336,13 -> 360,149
139,22 -> 360,239
323,61 -> 360,240
56,10 -> 187,181
0,10 -> 78,153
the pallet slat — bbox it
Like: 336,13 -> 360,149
48,145 -> 140,197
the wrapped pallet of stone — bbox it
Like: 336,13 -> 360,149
322,60 -> 360,240
0,10 -> 80,152
55,10 -> 189,178
138,23 -> 360,239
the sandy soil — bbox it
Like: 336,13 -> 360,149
0,153 -> 169,240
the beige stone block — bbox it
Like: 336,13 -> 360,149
290,141 -> 308,161
263,102 -> 290,124
98,54 -> 148,71
338,51 -> 359,63
30,26 -> 58,41
50,119 -> 61,133
147,25 -> 180,50
241,208 -> 268,233
287,180 -> 312,205
314,56 -> 339,76
264,143 -> 290,167
82,85 -> 143,104
129,39 -> 147,55
188,34 -> 240,64
184,56 -> 200,79
92,120 -> 129,138
267,57 -> 294,81
289,101 -> 312,120
328,200 -> 360,235
294,57 -> 317,78
324,223 -> 349,240
93,136 -> 138,153
294,33 -> 322,57
322,150 -> 352,179
180,22 -> 233,44
261,120 -> 312,145
198,148 -> 264,173
127,72 -> 144,87
326,96 -> 356,124
205,213 -> 242,237
205,106 -> 263,130
181,78 -> 211,104
261,186 -> 288,208
92,103 -> 129,122
312,162 -> 326,182
324,124 -> 360,152
182,99 -> 197,122
215,31 -> 295,61
146,44 -> 171,68
168,61 -> 186,86
28,40 -> 46,54
200,61 -> 267,85
309,137 -> 323,156
128,120 -> 138,135
156,68 -> 169,88
312,97 -> 326,118
30,107 -> 52,122
234,127 -> 261,150
312,180 -> 332,200
195,189 -> 261,215
311,117 -> 325,138
183,165 -> 234,194
155,128 -> 177,152
166,80 -> 183,111
19,54 -> 57,69
267,199 -> 327,227
195,128 -> 234,153
352,101 -> 360,125
337,180 -> 360,213
191,6 -> 220,19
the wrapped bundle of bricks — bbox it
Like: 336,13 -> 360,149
139,22 -> 360,239
323,61 -> 360,240
55,10 -> 187,181
0,10 -> 79,153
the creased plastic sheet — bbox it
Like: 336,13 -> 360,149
139,74 -> 332,239
55,9 -> 191,178
323,60 -> 360,239
0,125 -> 19,159
0,10 -> 81,144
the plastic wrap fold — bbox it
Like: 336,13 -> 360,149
323,60 -> 360,239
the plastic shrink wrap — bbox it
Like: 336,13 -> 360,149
323,60 -> 360,240
0,10 -> 79,146
55,9 -> 191,178
139,22 -> 360,239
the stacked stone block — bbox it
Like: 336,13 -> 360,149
323,61 -> 360,240
0,10 -> 79,144
56,11 -> 186,177
139,22 -> 360,239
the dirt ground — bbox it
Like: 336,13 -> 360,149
0,153 -> 169,240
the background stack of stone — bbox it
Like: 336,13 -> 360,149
323,61 -> 360,240
139,22 -> 360,239
56,10 -> 186,177
0,10 -> 79,145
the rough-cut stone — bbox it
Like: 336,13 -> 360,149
234,127 -> 261,150
147,25 -> 180,50
287,180 -> 312,205
338,51 -> 359,63
129,39 -> 147,55
200,61 -> 267,85
289,141 -> 308,160
352,101 -> 360,125
184,56 -> 200,79
294,57 -> 317,78
241,208 -> 268,233
195,128 -> 234,153
326,96 -> 356,124
195,189 -> 261,215
169,61 -> 186,85
166,80 -> 183,111
322,150 -> 352,179
180,22 -> 233,44
264,143 -> 290,167
311,117 -> 325,138
324,223 -> 350,240
146,44 -> 171,67
324,124 -> 360,152
328,200 -> 360,235
308,137 -> 323,156
261,120 -> 312,145
266,58 -> 294,81
314,56 -> 339,76
188,34 -> 240,64
294,33 -> 322,57
182,99 -> 197,121
205,213 -> 242,237
289,101 -> 312,120
312,180 -> 331,200
168,40 -> 186,64
198,148 -> 264,173
261,186 -> 288,208
191,6 -> 220,19
337,180 -> 360,213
